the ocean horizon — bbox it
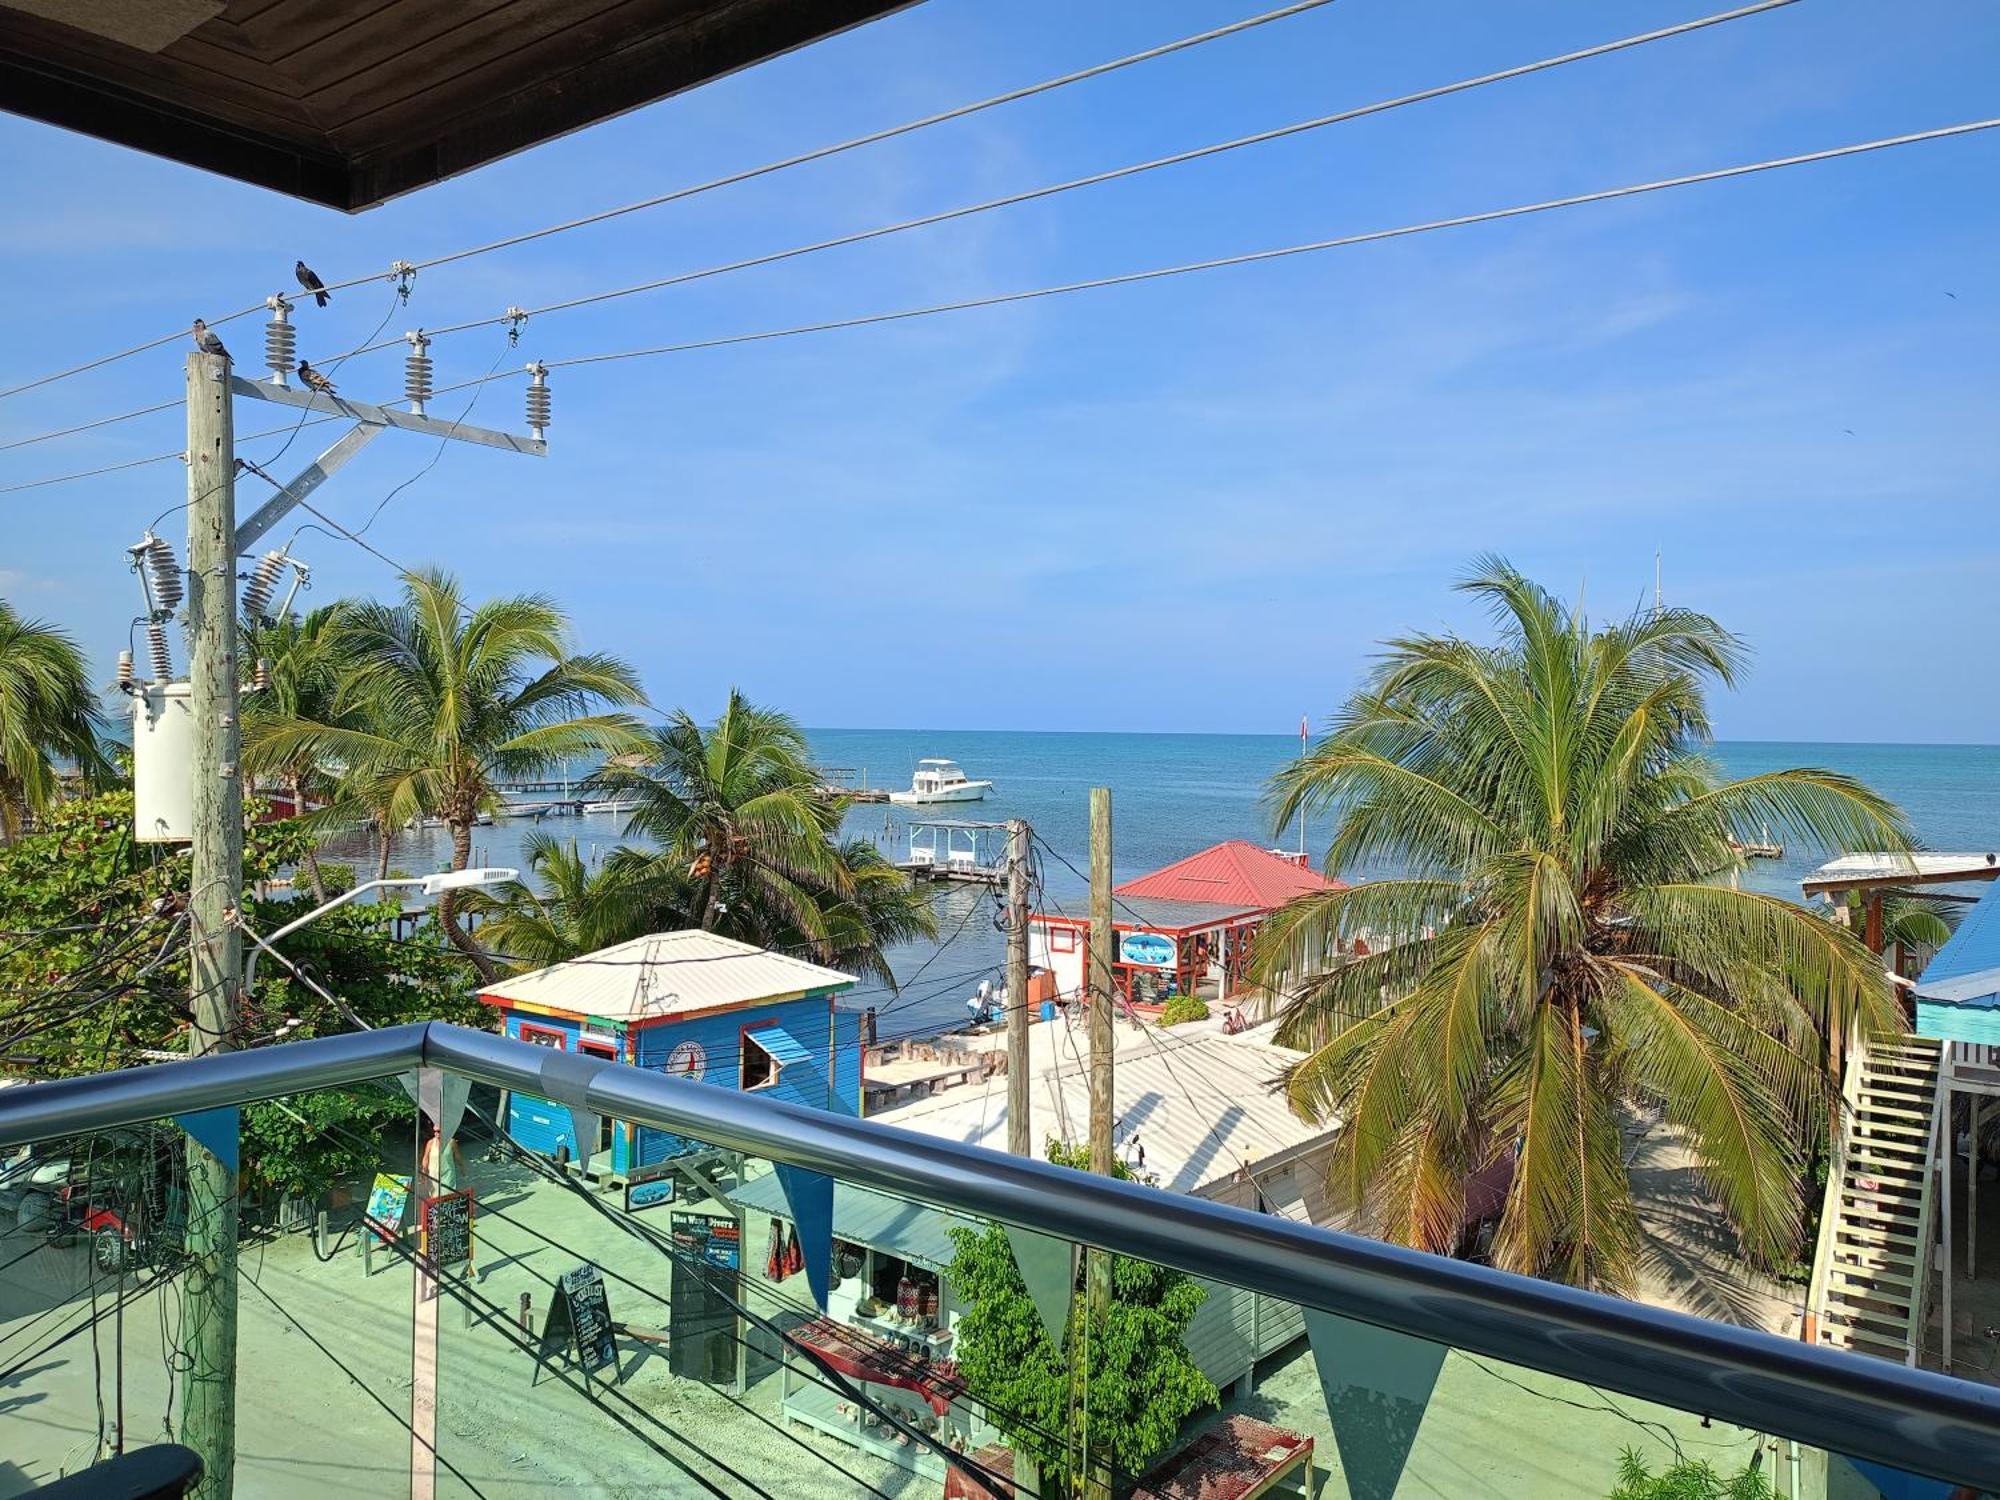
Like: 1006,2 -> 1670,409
374,731 -> 2000,1043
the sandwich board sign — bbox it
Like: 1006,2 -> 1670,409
422,1191 -> 474,1272
537,1263 -> 619,1390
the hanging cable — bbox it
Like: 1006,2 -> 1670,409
366,0 -> 1798,359
411,110 -> 2000,395
7,106 -> 1991,501
0,0 -> 1343,403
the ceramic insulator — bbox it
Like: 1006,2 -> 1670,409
145,622 -> 172,683
264,316 -> 296,379
144,535 -> 183,615
242,550 -> 286,621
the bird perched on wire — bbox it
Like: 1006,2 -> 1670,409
295,260 -> 329,308
296,360 -> 337,396
190,319 -> 229,359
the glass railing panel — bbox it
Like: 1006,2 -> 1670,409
0,1076 -> 419,1498
430,1093 -> 956,1496
416,1098 -> 1985,1500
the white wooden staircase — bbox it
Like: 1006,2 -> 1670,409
1807,1034 -> 1945,1363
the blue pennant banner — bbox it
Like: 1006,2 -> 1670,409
772,1164 -> 834,1311
172,1105 -> 240,1174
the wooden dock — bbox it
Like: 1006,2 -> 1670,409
814,766 -> 890,802
1731,840 -> 1784,860
896,859 -> 1006,885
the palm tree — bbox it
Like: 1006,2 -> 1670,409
1832,888 -> 1957,979
461,832 -> 656,971
243,603 -> 351,900
255,570 -> 647,980
591,690 -> 851,938
0,599 -> 106,842
1254,558 -> 1911,1292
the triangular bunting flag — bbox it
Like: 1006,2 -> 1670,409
399,1070 -> 471,1144
566,1107 -> 600,1167
1003,1224 -> 1076,1344
772,1164 -> 834,1311
172,1105 -> 239,1174
1303,1308 -> 1447,1500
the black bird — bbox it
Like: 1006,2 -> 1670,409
295,259 -> 329,308
297,360 -> 337,396
190,319 -> 229,358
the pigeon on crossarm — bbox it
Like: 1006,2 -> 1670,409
295,259 -> 329,308
297,360 -> 336,396
191,319 -> 229,358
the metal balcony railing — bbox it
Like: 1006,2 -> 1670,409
4,1019 -> 1999,1495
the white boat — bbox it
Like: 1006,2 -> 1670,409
581,797 -> 639,816
888,759 -> 993,805
409,811 -> 494,829
498,798 -> 574,820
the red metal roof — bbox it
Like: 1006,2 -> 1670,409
1115,840 -> 1340,911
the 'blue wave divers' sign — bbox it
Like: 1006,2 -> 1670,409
1119,932 -> 1177,969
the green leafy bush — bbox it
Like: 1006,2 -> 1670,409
1159,994 -> 1210,1027
1608,1449 -> 1774,1500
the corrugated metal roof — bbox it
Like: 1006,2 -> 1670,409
725,1172 -> 981,1268
1917,883 -> 2000,1005
1801,852 -> 2000,893
1034,895 -> 1263,932
870,1023 -> 1331,1196
478,931 -> 853,1022
1116,839 -> 1341,910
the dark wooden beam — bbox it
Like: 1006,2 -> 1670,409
0,48 -> 348,207
0,0 -> 919,213
342,0 -> 917,209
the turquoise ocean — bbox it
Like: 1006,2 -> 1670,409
394,733 -> 2000,1044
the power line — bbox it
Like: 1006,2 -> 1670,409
0,400 -> 181,453
347,0 -> 1797,359
0,0 -> 1341,404
0,415 -> 344,496
509,113 -> 2000,377
9,111 -> 1994,502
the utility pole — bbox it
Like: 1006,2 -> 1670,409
181,349 -> 242,1500
1084,786 -> 1114,1500
135,313 -> 548,1500
1005,819 -> 1032,1157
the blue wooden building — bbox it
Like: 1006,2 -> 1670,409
479,930 -> 863,1175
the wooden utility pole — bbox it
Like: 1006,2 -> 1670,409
1006,819 -> 1032,1157
1087,789 -> 1114,1176
1084,786 -> 1114,1500
182,350 -> 242,1500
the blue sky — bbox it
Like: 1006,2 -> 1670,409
1,0 -> 1996,741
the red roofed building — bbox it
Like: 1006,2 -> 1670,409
1030,840 -> 1347,1014
1116,838 -> 1342,909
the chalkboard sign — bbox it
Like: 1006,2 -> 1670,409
364,1173 -> 411,1244
539,1264 -> 619,1387
422,1191 -> 473,1271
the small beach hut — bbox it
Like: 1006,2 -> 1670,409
477,931 -> 861,1177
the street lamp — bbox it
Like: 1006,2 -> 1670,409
241,867 -> 518,993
